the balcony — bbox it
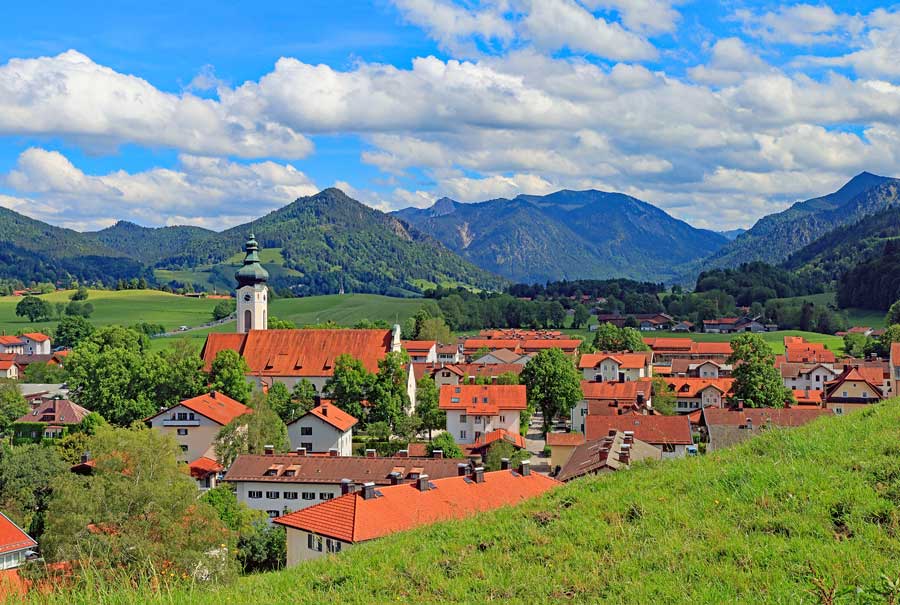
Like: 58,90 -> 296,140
162,419 -> 200,427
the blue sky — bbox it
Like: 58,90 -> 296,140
1,1 -> 899,231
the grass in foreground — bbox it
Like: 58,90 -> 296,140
27,399 -> 900,604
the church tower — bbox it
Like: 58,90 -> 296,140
235,234 -> 269,333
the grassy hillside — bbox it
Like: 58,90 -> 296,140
771,292 -> 887,329
30,399 -> 900,604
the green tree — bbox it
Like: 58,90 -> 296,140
42,426 -> 234,582
0,380 -> 29,434
620,327 -> 649,352
592,322 -> 622,351
427,432 -> 463,458
15,296 -> 51,322
368,352 -> 411,428
54,302 -> 66,321
367,420 -> 392,442
414,376 -> 444,440
843,333 -> 869,358
267,382 -> 295,424
157,339 -> 207,406
484,440 -> 530,471
23,361 -> 66,383
268,316 -> 296,329
728,333 -> 793,408
571,304 -> 591,329
495,371 -> 520,385
0,443 -> 67,538
521,348 -> 583,434
650,377 -> 676,416
290,379 -> 317,419
214,393 -> 289,467
54,315 -> 95,349
416,317 -> 453,343
394,413 -> 422,442
65,300 -> 94,318
209,349 -> 252,404
69,286 -> 89,301
887,301 -> 900,327
212,299 -> 235,321
324,354 -> 374,421
877,325 -> 900,358
201,485 -> 285,573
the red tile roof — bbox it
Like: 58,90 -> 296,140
411,363 -> 466,381
0,512 -> 36,555
15,399 -> 90,425
21,333 -> 50,342
464,339 -> 523,355
439,384 -> 527,414
643,337 -> 694,351
579,352 -> 651,370
792,389 -> 825,405
402,340 -> 436,352
585,415 -> 692,445
785,343 -> 836,363
149,391 -> 250,426
694,342 -> 733,355
456,363 -> 525,379
188,456 -> 224,479
825,366 -> 884,399
666,378 -> 735,399
546,432 -> 586,447
297,404 -> 358,432
521,339 -> 581,353
893,343 -> 900,364
581,380 -> 651,402
224,454 -> 462,485
274,469 -> 560,543
201,329 -> 394,377
471,429 -> 526,450
702,406 -> 832,427
0,336 -> 23,346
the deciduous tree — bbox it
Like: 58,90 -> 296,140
214,393 -> 289,467
368,352 -> 411,428
0,380 -> 29,434
484,440 -> 530,471
427,432 -> 463,459
16,296 -> 51,322
415,376 -> 444,440
54,315 -> 95,349
209,349 -> 252,404
325,354 -> 373,421
521,348 -> 583,433
728,333 -> 793,408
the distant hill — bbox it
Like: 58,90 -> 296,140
394,190 -> 728,283
705,172 -> 900,269
718,228 -> 746,240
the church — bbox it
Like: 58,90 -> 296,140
200,235 -> 404,394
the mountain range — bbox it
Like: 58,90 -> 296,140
393,190 -> 728,283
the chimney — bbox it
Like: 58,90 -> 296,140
328,448 -> 338,457
473,466 -> 485,483
619,449 -> 630,465
457,463 -> 469,476
389,471 -> 402,486
295,447 -> 307,457
608,429 -> 617,437
623,430 -> 634,445
263,445 -> 274,456
432,449 -> 444,459
321,405 -> 328,416
210,390 -> 217,399
361,481 -> 376,500
500,458 -> 510,471
745,417 -> 753,431
416,474 -> 430,492
518,460 -> 531,476
80,451 -> 90,464
340,478 -> 355,495
396,449 -> 409,458
365,448 -> 377,458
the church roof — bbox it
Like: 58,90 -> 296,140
235,234 -> 269,287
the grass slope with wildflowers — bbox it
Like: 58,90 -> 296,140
25,399 -> 900,604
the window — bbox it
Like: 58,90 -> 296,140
248,491 -> 262,499
482,397 -> 488,403
835,407 -> 844,415
267,510 -> 279,519
863,391 -> 868,398
326,538 -> 342,553
177,428 -> 188,436
266,491 -> 280,499
500,415 -> 506,423
843,391 -> 848,398
475,416 -> 482,424
179,445 -> 188,452
284,492 -> 298,500
301,442 -> 313,451
308,534 -> 323,552
459,414 -> 467,423
302,492 -> 316,500
319,492 -> 333,500
451,397 -> 460,403
442,371 -> 450,377
472,396 -> 477,404
459,430 -> 467,440
300,426 -> 312,436
662,444 -> 676,452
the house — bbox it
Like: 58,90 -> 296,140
273,462 -> 559,565
642,338 -> 732,365
225,450 -> 464,519
188,457 -> 225,490
578,352 -> 653,382
594,313 -> 673,330
669,359 -> 732,378
439,385 -> 527,445
671,321 -> 694,333
0,337 -> 23,355
467,428 -> 526,457
12,354 -> 53,376
287,404 -> 357,456
778,362 -> 836,391
411,363 -> 466,388
12,398 -> 90,442
146,391 -> 250,463
823,366 -> 885,413
665,378 -> 734,414
584,414 -> 693,459
545,431 -> 585,469
571,379 -> 653,432
402,341 -> 437,363
0,511 -> 36,570
701,405 -> 832,450
782,336 -> 837,364
521,339 -> 581,356
463,339 -> 522,358
792,389 -> 825,405
436,344 -> 463,364
702,317 -> 765,334
19,333 -> 51,356
555,430 -> 661,481
0,355 -> 18,380
891,343 -> 900,397
471,349 -> 531,365
413,363 -> 525,388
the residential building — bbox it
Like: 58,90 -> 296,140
467,428 -> 526,457
782,337 -> 836,364
411,363 -> 524,388
701,405 -> 832,450
402,341 -> 437,363
824,366 -> 885,413
571,379 -> 653,433
556,430 -> 661,481
671,321 -> 694,333
463,339 -> 522,358
669,359 -> 732,378
594,313 -> 673,330
665,378 -> 735,414
585,414 -> 693,459
19,333 -> 51,356
146,391 -> 250,463
12,397 -> 90,442
778,362 -> 836,391
471,349 -> 531,365
702,317 -> 766,334
546,432 -> 585,469
0,355 -> 17,380
287,404 -> 357,456
0,511 -> 36,570
0,337 -> 23,355
520,339 -> 581,356
188,457 -> 225,490
579,352 -> 652,382
436,344 -> 463,364
642,338 -> 732,365
412,363 -> 465,388
439,384 -> 527,444
225,451 -> 464,519
273,462 -> 559,565
892,343 -> 900,397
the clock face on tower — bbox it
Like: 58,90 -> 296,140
243,293 -> 252,302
